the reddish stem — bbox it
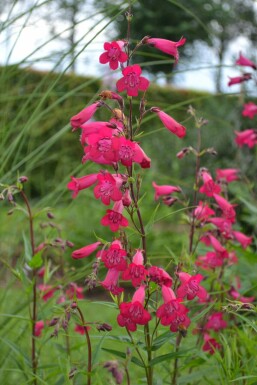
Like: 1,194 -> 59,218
77,306 -> 92,385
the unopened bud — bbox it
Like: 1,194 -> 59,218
66,240 -> 74,248
176,147 -> 190,159
7,193 -> 13,202
68,367 -> 77,379
50,328 -> 59,338
18,176 -> 28,183
162,197 -> 178,207
49,317 -> 59,327
206,147 -> 217,156
71,301 -> 77,309
47,212 -> 54,219
97,323 -> 112,332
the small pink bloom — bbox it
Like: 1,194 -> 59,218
111,137 -> 151,168
152,181 -> 181,200
99,41 -> 128,70
35,320 -> 44,337
97,240 -> 127,271
72,241 -> 101,259
83,127 -> 116,164
242,102 -> 257,119
207,217 -> 232,238
74,324 -> 90,335
94,172 -> 122,206
213,194 -> 237,223
236,53 -> 257,70
235,129 -> 257,148
202,333 -> 221,355
122,189 -> 132,207
204,312 -> 227,332
67,174 -> 98,198
122,250 -> 147,287
200,234 -> 228,258
199,171 -> 221,197
228,73 -> 252,86
101,268 -> 123,295
177,272 -> 208,301
194,201 -> 215,222
196,251 -> 225,270
38,284 -> 56,302
216,168 -> 240,183
232,230 -> 252,249
148,266 -> 173,287
229,287 -> 255,303
145,36 -> 186,64
37,266 -> 45,278
117,286 -> 151,332
116,64 -> 149,97
70,102 -> 101,130
66,282 -> 84,299
151,107 -> 186,138
80,122 -> 117,145
101,201 -> 129,232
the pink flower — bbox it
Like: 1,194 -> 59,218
97,240 -> 127,271
199,170 -> 221,197
229,287 -> 255,303
117,286 -> 151,331
194,201 -> 215,222
202,333 -> 221,355
83,127 -> 116,164
66,282 -> 84,299
122,249 -> 147,287
151,107 -> 186,138
38,284 -> 56,301
177,272 -> 208,301
144,36 -> 186,64
236,53 -> 257,70
200,234 -> 228,258
35,320 -> 44,337
216,168 -> 240,183
116,64 -> 149,97
242,102 -> 257,119
148,266 -> 173,287
122,189 -> 132,207
207,217 -> 232,238
228,73 -> 252,86
80,122 -> 118,145
232,230 -> 252,249
235,129 -> 257,148
37,266 -> 45,278
204,312 -> 227,332
67,174 -> 98,198
101,201 -> 129,232
70,102 -> 101,130
72,241 -> 101,259
101,268 -> 123,295
152,181 -> 181,200
99,41 -> 128,70
213,193 -> 237,223
156,286 -> 190,332
196,251 -> 225,270
94,172 -> 122,206
74,324 -> 90,335
111,137 -> 151,168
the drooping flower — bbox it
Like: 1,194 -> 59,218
97,240 -> 127,271
99,41 -> 128,70
116,64 -> 150,97
229,286 -> 255,303
70,102 -> 102,130
101,201 -> 129,232
35,320 -> 44,337
207,217 -> 232,238
202,333 -> 221,355
101,268 -> 123,295
117,286 -> 151,332
148,266 -> 173,287
235,129 -> 257,148
67,174 -> 98,199
38,284 -> 56,302
236,53 -> 257,70
196,251 -> 225,270
111,137 -> 151,168
151,107 -> 186,138
152,181 -> 181,200
66,282 -> 84,299
199,170 -> 221,197
94,172 -> 122,206
216,168 -> 240,183
204,312 -> 227,332
177,272 -> 208,301
232,230 -> 252,249
228,73 -> 252,86
200,234 -> 228,258
242,102 -> 257,119
194,201 -> 215,222
72,241 -> 101,259
213,193 -> 237,223
144,36 -> 186,64
122,249 -> 147,287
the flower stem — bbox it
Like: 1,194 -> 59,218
171,333 -> 182,385
77,306 -> 92,385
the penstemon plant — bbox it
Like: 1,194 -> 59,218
65,8 -> 255,385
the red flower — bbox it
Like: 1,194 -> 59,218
66,282 -> 84,299
229,286 -> 255,303
177,272 -> 208,301
116,64 -> 149,97
101,201 -> 129,232
101,268 -> 123,295
232,231 -> 252,249
97,240 -> 127,271
196,251 -> 225,270
199,170 -> 221,197
99,41 -> 128,70
213,194 -> 237,223
242,102 -> 257,119
117,286 -> 151,332
38,285 -> 56,302
236,53 -> 257,70
228,73 -> 252,86
144,36 -> 186,64
235,129 -> 257,148
148,266 -> 173,287
152,181 -> 181,200
94,172 -> 122,206
202,333 -> 221,355
74,324 -> 90,335
194,201 -> 215,222
122,250 -> 147,287
207,217 -> 232,238
216,168 -> 240,183
204,312 -> 227,332
67,174 -> 98,199
70,102 -> 101,130
35,320 -> 44,337
151,108 -> 186,138
72,241 -> 101,259
111,137 -> 150,168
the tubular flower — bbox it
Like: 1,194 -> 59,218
194,201 -> 215,222
116,64 -> 150,97
213,193 -> 236,223
101,268 -> 123,295
97,240 -> 127,271
111,137 -> 151,168
38,285 -> 56,302
216,168 -> 240,183
228,73 -> 252,86
234,129 -> 257,148
122,249 -> 147,287
152,181 -> 181,200
99,41 -> 128,70
101,201 -> 129,232
70,102 -> 102,130
72,241 -> 101,259
196,251 -> 225,270
144,36 -> 186,64
232,230 -> 252,249
66,282 -> 84,299
199,170 -> 221,197
94,172 -> 122,206
117,286 -> 151,332
202,333 -> 221,355
67,174 -> 98,198
177,272 -> 208,302
242,102 -> 257,119
83,127 -> 116,164
148,266 -> 173,287
200,234 -> 228,258
35,321 -> 44,337
229,286 -> 255,303
204,312 -> 227,332
151,107 -> 186,138
236,53 -> 257,70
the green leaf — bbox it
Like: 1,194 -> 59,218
22,232 -> 32,262
101,348 -> 145,368
151,330 -> 175,351
28,249 -> 43,269
149,349 -> 193,367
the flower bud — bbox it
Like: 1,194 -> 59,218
47,211 -> 54,219
49,317 -> 59,327
66,240 -> 74,248
176,147 -> 190,159
97,323 -> 112,332
18,176 -> 28,183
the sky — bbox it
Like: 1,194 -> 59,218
0,0 -> 254,94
